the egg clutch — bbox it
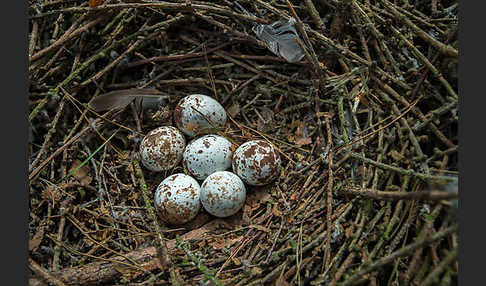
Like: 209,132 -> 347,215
138,94 -> 281,225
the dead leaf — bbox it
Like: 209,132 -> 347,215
231,256 -> 241,266
289,120 -> 302,130
246,189 -> 271,208
41,187 -> 62,202
227,103 -> 240,117
208,237 -> 227,250
69,159 -> 92,185
167,219 -> 235,250
29,225 -> 45,252
295,137 -> 312,146
88,0 -> 103,8
242,204 -> 252,224
272,204 -> 282,217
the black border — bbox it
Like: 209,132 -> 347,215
10,1 -> 473,285
460,1 -> 481,286
2,0 -> 29,284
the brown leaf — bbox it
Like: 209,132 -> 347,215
29,225 -> 45,252
88,0 -> 103,8
208,237 -> 227,250
295,137 -> 312,146
272,204 -> 282,217
167,219 -> 233,250
69,160 -> 92,185
242,204 -> 252,224
246,189 -> 271,208
227,103 -> 241,117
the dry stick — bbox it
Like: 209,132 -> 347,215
131,158 -> 183,286
216,50 -> 311,85
29,124 -> 93,181
421,247 -> 457,286
414,100 -> 457,132
251,0 -> 411,91
392,4 -> 447,36
378,90 -> 428,170
334,93 -> 422,156
30,2 -> 268,25
388,25 -> 457,99
127,42 -> 231,68
30,14 -> 107,62
264,217 -> 286,264
80,35 -> 150,86
203,43 -> 218,100
29,257 -> 67,286
66,214 -> 154,276
304,0 -> 324,29
34,245 -> 160,286
352,12 -> 372,62
194,11 -> 265,46
328,210 -> 369,286
339,187 -> 457,201
350,153 -> 453,182
353,0 -> 402,78
375,79 -> 456,149
29,15 -> 185,122
285,0 -> 323,77
52,216 -> 66,271
323,114 -> 334,271
29,20 -> 39,57
339,224 -> 457,286
30,98 -> 65,171
381,0 -> 458,57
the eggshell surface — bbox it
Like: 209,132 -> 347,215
183,135 -> 234,180
232,140 -> 281,186
200,171 -> 246,218
174,94 -> 227,137
139,126 -> 186,172
155,173 -> 201,225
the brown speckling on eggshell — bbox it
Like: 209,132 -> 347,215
139,127 -> 186,172
232,140 -> 281,186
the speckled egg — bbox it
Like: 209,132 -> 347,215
154,173 -> 201,225
183,135 -> 234,180
232,140 -> 281,186
174,94 -> 227,137
200,171 -> 246,218
139,126 -> 186,172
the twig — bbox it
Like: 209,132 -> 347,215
339,224 -> 457,286
323,113 -> 334,270
30,14 -> 108,62
131,158 -> 183,286
339,187 -> 457,201
29,257 -> 67,286
350,153 -> 454,182
381,0 -> 458,57
420,248 -> 457,286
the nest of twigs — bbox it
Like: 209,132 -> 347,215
28,1 -> 458,285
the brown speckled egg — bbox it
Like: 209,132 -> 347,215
200,171 -> 246,218
174,94 -> 227,137
232,140 -> 281,186
139,126 -> 185,172
183,135 -> 234,180
155,173 -> 201,225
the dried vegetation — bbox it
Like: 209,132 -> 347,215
28,0 -> 458,285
